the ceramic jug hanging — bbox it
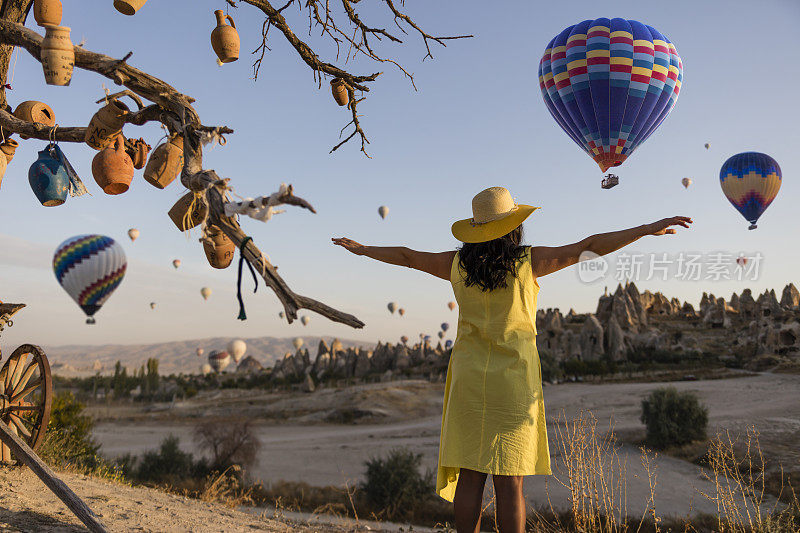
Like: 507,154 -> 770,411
0,152 -> 7,191
331,78 -> 349,107
40,24 -> 74,86
92,135 -> 134,195
129,138 -> 151,169
143,134 -> 183,188
202,225 -> 235,269
168,191 -> 208,231
0,139 -> 19,164
28,145 -> 69,206
13,101 -> 55,139
34,0 -> 62,26
85,99 -> 131,150
210,10 -> 239,63
113,0 -> 148,15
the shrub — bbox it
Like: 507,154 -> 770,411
39,391 -> 100,467
640,387 -> 708,448
193,419 -> 260,473
128,435 -> 210,485
361,448 -> 434,520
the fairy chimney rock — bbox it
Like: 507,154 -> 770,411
579,314 -> 605,360
780,283 -> 800,309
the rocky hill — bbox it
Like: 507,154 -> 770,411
257,283 -> 800,391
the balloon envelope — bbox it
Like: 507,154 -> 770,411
720,152 -> 781,229
387,302 -> 397,314
227,339 -> 246,363
400,335 -> 408,344
172,259 -> 181,269
208,350 -> 231,372
398,308 -> 405,316
438,331 -> 444,339
201,287 -> 211,300
447,301 -> 456,311
681,177 -> 692,189
127,228 -> 139,242
293,337 -> 304,350
441,322 -> 449,332
201,363 -> 213,375
196,347 -> 204,357
736,256 -> 748,267
301,316 -> 310,326
445,340 -> 453,349
53,235 -> 127,322
704,143 -> 710,150
150,302 -> 156,309
279,311 -> 285,319
539,19 -> 683,173
378,205 -> 389,219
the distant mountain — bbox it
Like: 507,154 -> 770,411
43,336 -> 363,377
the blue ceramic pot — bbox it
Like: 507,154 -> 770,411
29,146 -> 68,206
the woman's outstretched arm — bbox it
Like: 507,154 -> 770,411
332,238 -> 456,281
531,216 -> 693,277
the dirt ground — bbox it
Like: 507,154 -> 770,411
93,371 -> 800,520
0,466 -> 421,532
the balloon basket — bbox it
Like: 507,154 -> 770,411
748,224 -> 757,231
86,317 -> 96,325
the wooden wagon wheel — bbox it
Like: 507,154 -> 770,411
0,344 -> 52,463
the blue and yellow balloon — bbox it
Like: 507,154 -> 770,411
539,18 -> 683,174
720,152 -> 781,230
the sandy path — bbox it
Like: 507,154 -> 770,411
0,466 -> 399,532
95,372 -> 799,519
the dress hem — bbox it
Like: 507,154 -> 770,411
439,463 -> 552,477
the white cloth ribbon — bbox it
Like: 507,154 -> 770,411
223,183 -> 289,222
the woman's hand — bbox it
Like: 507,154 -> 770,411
332,237 -> 367,256
646,216 -> 693,236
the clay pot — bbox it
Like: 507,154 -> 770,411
210,10 -> 239,63
330,78 -> 349,107
128,138 -> 151,169
143,135 -> 183,189
202,225 -> 235,269
40,24 -> 74,86
0,139 -> 19,164
168,191 -> 208,231
28,146 -> 68,206
91,135 -> 134,195
13,101 -> 55,139
113,0 -> 148,15
85,99 -> 130,150
34,0 -> 62,26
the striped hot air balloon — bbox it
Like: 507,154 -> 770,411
539,18 -> 683,174
53,235 -> 127,324
720,152 -> 781,230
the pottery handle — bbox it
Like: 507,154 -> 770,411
226,14 -> 236,29
113,135 -> 124,152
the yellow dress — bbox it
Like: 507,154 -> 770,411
436,247 -> 551,502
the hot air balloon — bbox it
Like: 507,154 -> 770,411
398,308 -> 405,317
172,259 -> 181,269
201,363 -> 213,375
292,337 -> 304,350
736,256 -> 748,267
400,335 -> 409,344
447,301 -> 456,311
150,302 -> 156,310
441,322 -> 449,332
378,205 -> 389,219
127,228 -> 139,242
681,177 -> 692,189
438,331 -> 445,339
301,316 -> 310,326
208,350 -> 231,372
196,347 -> 204,357
704,143 -> 710,150
201,287 -> 212,300
445,340 -> 453,350
53,235 -> 127,324
227,339 -> 246,363
539,19 -> 683,176
423,335 -> 431,343
720,152 -> 781,230
387,302 -> 397,314
279,311 -> 285,319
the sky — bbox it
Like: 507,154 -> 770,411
0,0 -> 798,349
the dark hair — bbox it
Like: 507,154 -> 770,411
458,226 -> 526,291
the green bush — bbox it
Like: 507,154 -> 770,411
39,391 -> 100,467
640,387 -> 708,449
361,448 -> 434,520
124,435 -> 210,485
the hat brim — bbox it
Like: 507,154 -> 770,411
451,205 -> 539,243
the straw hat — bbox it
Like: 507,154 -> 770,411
451,187 -> 539,243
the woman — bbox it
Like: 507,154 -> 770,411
333,186 -> 692,533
